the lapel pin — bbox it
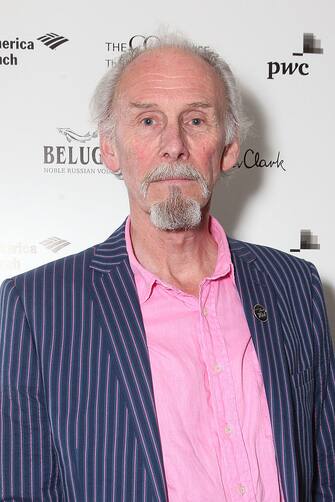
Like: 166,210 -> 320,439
253,304 -> 268,322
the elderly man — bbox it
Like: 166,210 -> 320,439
0,35 -> 334,502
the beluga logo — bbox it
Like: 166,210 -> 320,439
43,128 -> 101,168
43,127 -> 114,175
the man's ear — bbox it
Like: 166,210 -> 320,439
221,139 -> 240,173
100,135 -> 120,174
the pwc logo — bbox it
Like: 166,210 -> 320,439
290,229 -> 320,253
267,33 -> 324,80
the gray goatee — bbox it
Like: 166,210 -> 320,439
140,163 -> 211,231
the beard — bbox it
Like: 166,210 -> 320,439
140,163 -> 211,231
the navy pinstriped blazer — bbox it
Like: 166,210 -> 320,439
1,219 -> 334,501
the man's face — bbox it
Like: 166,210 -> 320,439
101,47 -> 239,228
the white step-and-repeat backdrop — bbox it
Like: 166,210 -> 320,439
1,0 -> 334,336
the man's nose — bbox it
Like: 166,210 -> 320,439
159,123 -> 189,162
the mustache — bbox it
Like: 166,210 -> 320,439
140,163 -> 210,198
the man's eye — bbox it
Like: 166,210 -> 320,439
190,118 -> 203,126
142,117 -> 154,126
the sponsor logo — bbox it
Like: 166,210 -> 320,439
106,35 -> 159,53
0,38 -> 35,50
39,237 -> 71,252
234,149 -> 286,171
105,35 -> 159,68
0,32 -> 69,66
267,32 -> 323,79
0,237 -> 71,273
267,61 -> 310,79
0,241 -> 37,272
43,128 -> 112,175
292,32 -> 323,56
0,37 -> 34,66
105,35 -> 159,56
105,34 -> 209,67
57,128 -> 98,143
37,33 -> 69,50
290,229 -> 320,252
0,242 -> 37,255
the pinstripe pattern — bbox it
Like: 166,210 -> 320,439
0,220 -> 334,501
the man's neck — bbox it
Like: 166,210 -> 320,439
129,210 -> 218,297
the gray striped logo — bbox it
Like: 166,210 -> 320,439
37,33 -> 69,50
40,236 -> 71,252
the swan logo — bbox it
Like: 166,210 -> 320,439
57,128 -> 98,143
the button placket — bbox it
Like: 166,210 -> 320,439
224,424 -> 233,435
238,483 -> 246,496
198,273 -> 254,500
213,363 -> 223,374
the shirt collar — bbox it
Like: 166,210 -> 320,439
125,217 -> 157,303
125,215 -> 235,305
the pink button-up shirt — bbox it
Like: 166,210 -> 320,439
125,216 -> 283,501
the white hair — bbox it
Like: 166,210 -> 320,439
91,33 -> 248,178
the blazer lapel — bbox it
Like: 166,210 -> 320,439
229,238 -> 299,502
89,222 -> 168,502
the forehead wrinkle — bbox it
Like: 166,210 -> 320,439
123,78 -> 215,89
127,47 -> 214,74
119,47 -> 223,92
131,74 -> 216,85
119,83 -> 216,99
187,102 -> 212,108
129,101 -> 213,109
120,68 -> 218,93
129,102 -> 158,109
115,49 -> 227,121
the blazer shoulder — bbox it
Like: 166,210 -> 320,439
227,236 -> 318,291
1,221 -> 128,296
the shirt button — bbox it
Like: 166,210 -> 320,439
213,363 -> 222,373
238,484 -> 246,496
224,424 -> 232,435
202,307 -> 208,317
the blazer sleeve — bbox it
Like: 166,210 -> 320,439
309,263 -> 335,501
0,278 -> 64,501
